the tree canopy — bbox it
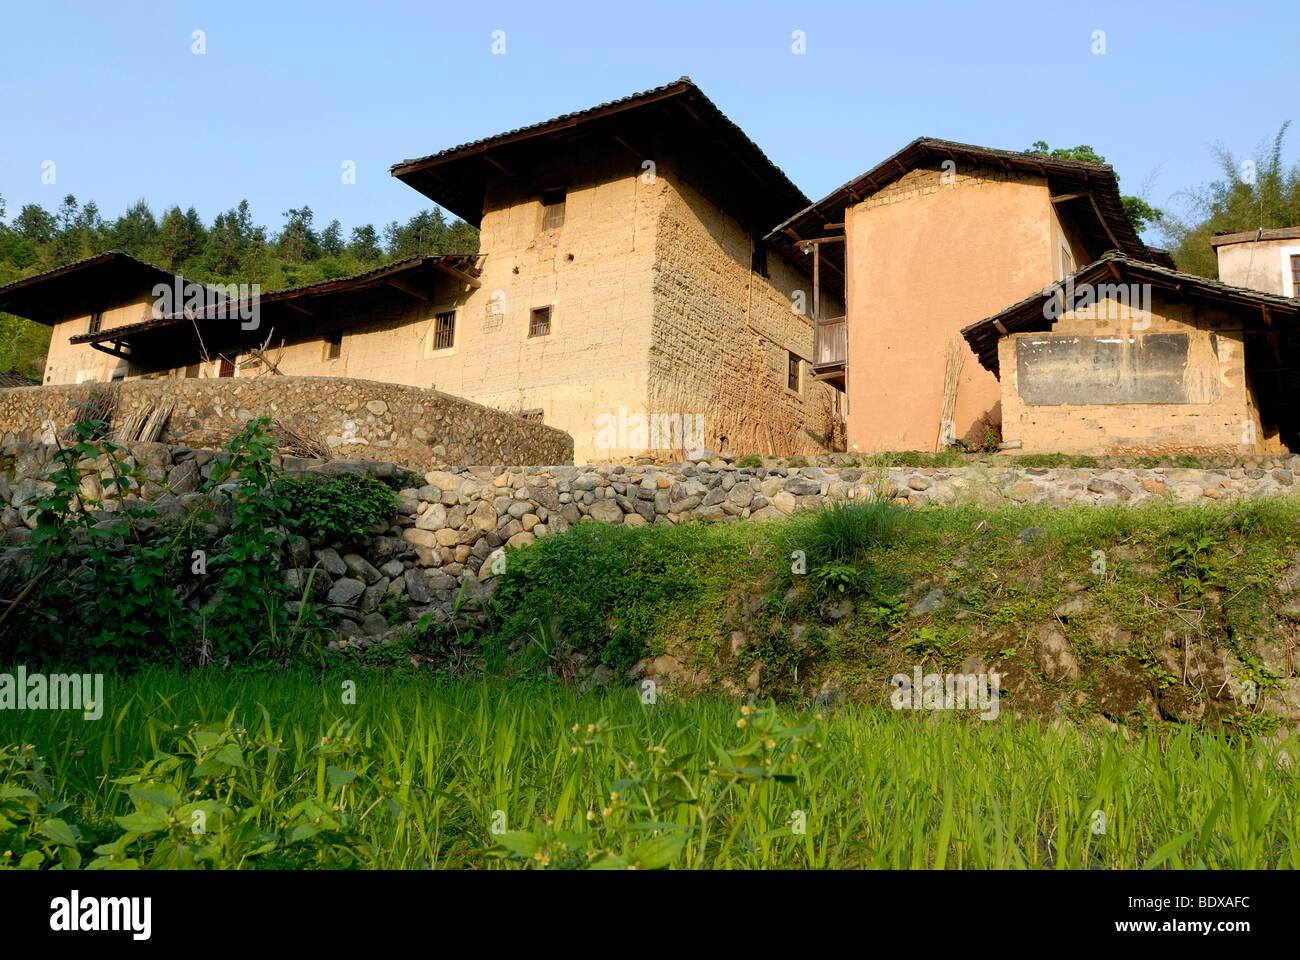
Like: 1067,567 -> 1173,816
1025,141 -> 1163,234
1155,123 -> 1300,278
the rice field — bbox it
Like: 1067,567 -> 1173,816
2,670 -> 1297,869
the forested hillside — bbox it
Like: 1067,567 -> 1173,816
0,194 -> 478,380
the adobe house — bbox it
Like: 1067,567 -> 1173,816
0,79 -> 843,464
59,254 -> 484,382
0,251 -> 186,385
388,77 -> 843,461
1211,227 -> 1300,297
766,139 -> 1173,454
960,252 -> 1300,456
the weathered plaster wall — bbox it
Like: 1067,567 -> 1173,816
998,295 -> 1276,456
43,296 -> 152,385
647,176 -> 842,457
210,158 -> 662,464
844,162 -> 1054,453
1215,238 -> 1300,296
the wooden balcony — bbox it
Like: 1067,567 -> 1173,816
812,316 -> 846,389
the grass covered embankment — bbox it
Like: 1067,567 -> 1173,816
473,495 -> 1300,732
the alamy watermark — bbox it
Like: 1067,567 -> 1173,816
594,406 -> 706,456
50,890 -> 150,940
891,667 -> 1001,720
152,277 -> 260,330
0,667 -> 103,720
1042,279 -> 1153,330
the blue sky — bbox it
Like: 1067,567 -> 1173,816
1,0 -> 1296,244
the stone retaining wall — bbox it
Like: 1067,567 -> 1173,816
4,441 -> 1299,650
0,376 -> 573,469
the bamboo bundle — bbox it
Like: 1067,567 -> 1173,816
63,389 -> 116,441
112,409 -> 149,443
272,419 -> 331,461
936,338 -> 964,451
139,402 -> 173,442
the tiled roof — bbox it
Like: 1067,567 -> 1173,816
960,250 -> 1300,375
391,77 -> 811,230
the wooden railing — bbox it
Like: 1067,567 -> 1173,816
814,317 -> 846,366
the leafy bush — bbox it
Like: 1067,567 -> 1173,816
15,413 -> 321,671
0,743 -> 85,869
279,473 -> 395,544
812,561 -> 869,598
734,454 -> 763,468
22,413 -> 193,670
491,522 -> 742,675
91,720 -> 380,869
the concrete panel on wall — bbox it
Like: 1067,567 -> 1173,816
1016,333 -> 1217,405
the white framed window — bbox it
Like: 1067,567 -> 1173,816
1058,242 -> 1076,282
1281,247 -> 1300,298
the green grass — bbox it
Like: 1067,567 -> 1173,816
2,670 -> 1297,869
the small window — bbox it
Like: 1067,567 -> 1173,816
432,310 -> 455,350
528,306 -> 552,338
324,330 -> 343,360
540,189 -> 566,231
1058,243 -> 1075,282
218,356 -> 236,378
184,363 -> 200,378
88,311 -> 103,335
1291,255 -> 1300,296
787,352 -> 800,392
751,239 -> 769,278
520,408 -> 545,423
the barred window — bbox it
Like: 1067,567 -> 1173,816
88,311 -> 103,334
324,330 -> 342,360
1291,255 -> 1300,295
432,310 -> 455,350
529,306 -> 552,338
787,352 -> 800,392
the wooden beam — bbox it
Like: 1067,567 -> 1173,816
284,301 -> 316,318
611,134 -> 647,159
245,347 -> 283,375
482,153 -> 518,179
812,243 -> 820,322
1050,193 -> 1088,203
435,261 -> 483,289
90,340 -> 132,360
386,277 -> 431,301
1087,192 -> 1123,250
